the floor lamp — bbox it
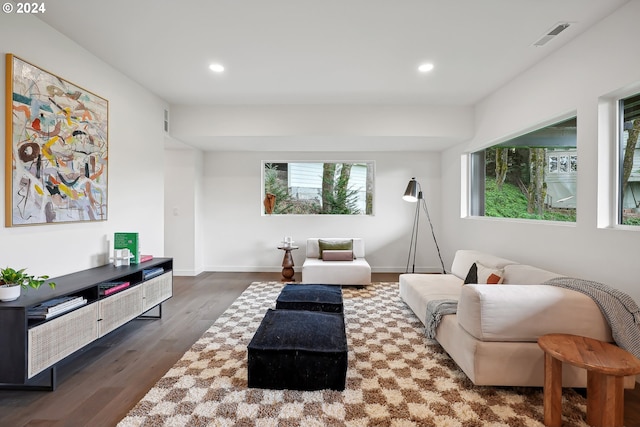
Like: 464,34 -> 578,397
403,177 -> 446,274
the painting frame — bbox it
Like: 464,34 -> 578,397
5,54 -> 108,226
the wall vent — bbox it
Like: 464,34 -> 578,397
533,22 -> 571,47
163,109 -> 169,133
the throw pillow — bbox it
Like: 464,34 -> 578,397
318,239 -> 353,259
476,262 -> 505,284
463,262 -> 478,284
322,250 -> 354,261
463,262 -> 504,284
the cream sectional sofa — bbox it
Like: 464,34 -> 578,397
399,249 -> 635,388
302,238 -> 371,285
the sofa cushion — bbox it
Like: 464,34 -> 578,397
457,284 -> 613,342
302,258 -> 371,285
318,239 -> 352,258
322,250 -> 354,261
306,238 -> 365,259
450,250 -> 517,279
502,264 -> 561,284
398,273 -> 464,325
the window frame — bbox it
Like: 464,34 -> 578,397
468,116 -> 577,223
261,160 -> 375,216
617,92 -> 640,226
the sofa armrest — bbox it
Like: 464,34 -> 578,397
457,284 -> 613,342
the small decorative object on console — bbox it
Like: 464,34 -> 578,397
27,296 -> 87,319
111,248 -> 132,267
281,236 -> 294,248
143,267 -> 165,280
114,232 -> 139,264
0,267 -> 56,302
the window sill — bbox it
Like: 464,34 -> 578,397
463,215 -> 577,227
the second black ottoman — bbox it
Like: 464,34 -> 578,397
247,308 -> 348,391
275,284 -> 343,313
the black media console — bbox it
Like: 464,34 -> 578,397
0,258 -> 173,390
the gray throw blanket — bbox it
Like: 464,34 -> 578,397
425,299 -> 458,339
543,277 -> 640,358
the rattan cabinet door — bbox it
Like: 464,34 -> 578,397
142,272 -> 172,312
28,303 -> 99,378
98,286 -> 144,337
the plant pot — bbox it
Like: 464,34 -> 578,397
0,284 -> 21,302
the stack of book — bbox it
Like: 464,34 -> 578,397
99,281 -> 131,296
27,296 -> 88,320
143,267 -> 164,279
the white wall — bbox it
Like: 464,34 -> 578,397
171,104 -> 473,139
0,13 -> 167,278
164,148 -> 205,275
167,101 -> 473,276
200,150 -> 442,275
442,1 -> 640,303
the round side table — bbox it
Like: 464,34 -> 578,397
277,245 -> 298,282
538,333 -> 640,427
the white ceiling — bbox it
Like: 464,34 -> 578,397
35,0 -> 628,151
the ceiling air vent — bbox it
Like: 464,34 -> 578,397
533,22 -> 571,47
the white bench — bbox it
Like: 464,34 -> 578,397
301,238 -> 371,285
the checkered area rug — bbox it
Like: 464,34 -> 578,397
118,282 -> 589,427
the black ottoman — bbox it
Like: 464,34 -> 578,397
275,284 -> 343,313
247,309 -> 348,391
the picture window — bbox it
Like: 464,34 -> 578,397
469,117 -> 577,222
618,92 -> 640,226
262,161 -> 374,215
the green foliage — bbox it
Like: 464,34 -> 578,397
622,216 -> 640,226
321,164 -> 361,215
485,147 -> 531,189
0,267 -> 56,290
264,163 -> 360,215
485,178 -> 575,222
264,164 -> 323,214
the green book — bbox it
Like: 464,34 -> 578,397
114,232 -> 139,264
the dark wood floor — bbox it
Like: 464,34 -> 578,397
0,272 -> 638,427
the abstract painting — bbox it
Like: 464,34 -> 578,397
5,54 -> 108,226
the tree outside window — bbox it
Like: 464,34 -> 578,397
470,117 -> 577,222
263,161 -> 374,215
619,93 -> 640,226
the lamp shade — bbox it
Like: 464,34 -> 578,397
403,178 -> 419,202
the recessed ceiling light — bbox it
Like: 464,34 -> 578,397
418,63 -> 434,73
209,63 -> 225,73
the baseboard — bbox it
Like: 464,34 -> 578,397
173,268 -> 205,277
203,266 -> 282,273
200,265 -> 447,274
372,266 -> 443,274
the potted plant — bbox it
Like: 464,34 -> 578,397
0,267 -> 56,302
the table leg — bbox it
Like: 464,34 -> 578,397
281,249 -> 295,282
543,353 -> 563,427
586,371 -> 624,427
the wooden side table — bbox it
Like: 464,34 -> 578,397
277,245 -> 298,282
538,333 -> 640,427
